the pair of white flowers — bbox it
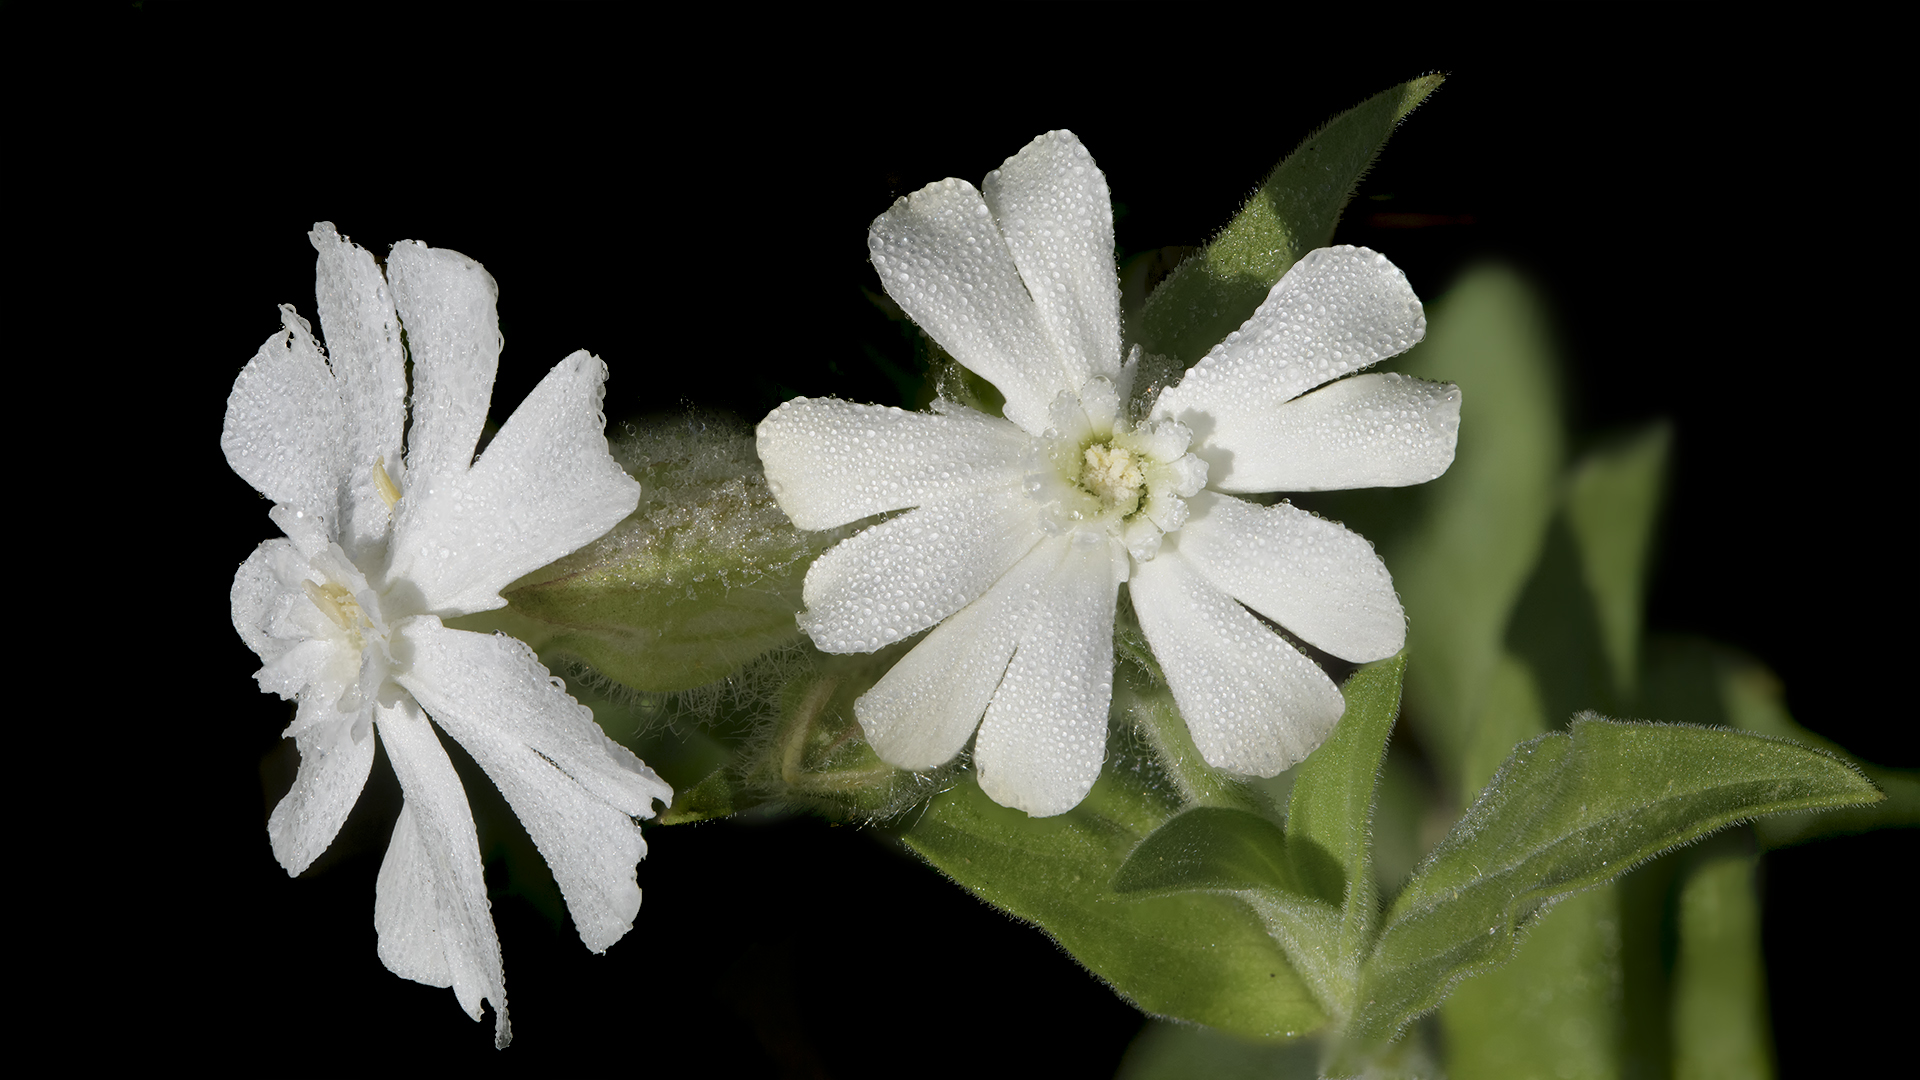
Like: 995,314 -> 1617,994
226,133 -> 1454,1041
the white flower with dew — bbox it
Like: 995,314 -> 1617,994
225,223 -> 670,1047
756,132 -> 1459,817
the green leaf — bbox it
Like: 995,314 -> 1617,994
1284,655 -> 1407,977
1641,636 -> 1920,846
1671,854 -> 1774,1080
1117,1021 -> 1321,1080
1383,268 -> 1565,796
1109,659 -> 1408,1020
1110,804 -> 1345,1010
1113,805 -> 1303,897
901,769 -> 1328,1040
1564,424 -> 1671,699
1438,888 -> 1624,1079
468,415 -> 831,692
1131,75 -> 1442,369
1352,718 -> 1882,1041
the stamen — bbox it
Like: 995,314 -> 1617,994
303,579 -> 352,630
373,456 -> 401,509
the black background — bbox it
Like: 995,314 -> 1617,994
18,4 -> 1911,1074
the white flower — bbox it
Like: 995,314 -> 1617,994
756,132 -> 1459,817
224,223 -> 670,1047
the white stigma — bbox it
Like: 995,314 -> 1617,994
1081,443 -> 1145,511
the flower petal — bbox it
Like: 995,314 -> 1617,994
974,534 -> 1122,817
267,703 -> 376,875
373,696 -> 510,1048
854,534 -> 1067,772
981,131 -> 1123,390
868,179 -> 1069,433
756,398 -> 1029,530
1177,490 -> 1405,661
1130,548 -> 1346,776
388,351 -> 640,615
231,539 -> 309,664
800,485 -> 1043,653
397,619 -> 671,954
309,222 -> 408,557
1208,373 -> 1461,493
221,307 -> 347,521
374,801 -> 453,988
1153,246 -> 1426,483
388,238 -> 500,495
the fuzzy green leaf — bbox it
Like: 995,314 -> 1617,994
1131,75 -> 1442,369
1352,719 -> 1881,1040
902,771 -> 1327,1040
1108,660 -> 1408,1020
1284,655 -> 1407,966
1641,636 -> 1920,846
1113,805 -> 1304,898
1117,1021 -> 1321,1080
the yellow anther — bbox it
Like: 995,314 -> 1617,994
303,579 -> 368,648
303,579 -> 351,630
373,456 -> 401,509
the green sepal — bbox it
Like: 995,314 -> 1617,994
1352,719 -> 1883,1041
1130,75 -> 1442,370
658,767 -> 737,826
471,415 -> 833,693
735,643 -> 952,822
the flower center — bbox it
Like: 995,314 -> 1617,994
1031,379 -> 1209,563
1079,442 -> 1145,513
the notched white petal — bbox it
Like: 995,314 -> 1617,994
757,397 -> 1029,530
1206,373 -> 1461,493
310,222 -> 408,554
801,485 -> 1043,653
981,130 -> 1123,391
388,238 -> 502,495
855,536 -> 1066,771
1131,550 -> 1346,776
222,307 -> 348,519
231,539 -> 311,664
375,801 -> 454,989
268,707 -> 377,875
374,697 -> 510,1048
973,533 -> 1122,816
390,350 -> 639,615
1178,491 -> 1405,662
398,620 -> 670,955
1153,246 -> 1425,458
868,178 -> 1069,433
